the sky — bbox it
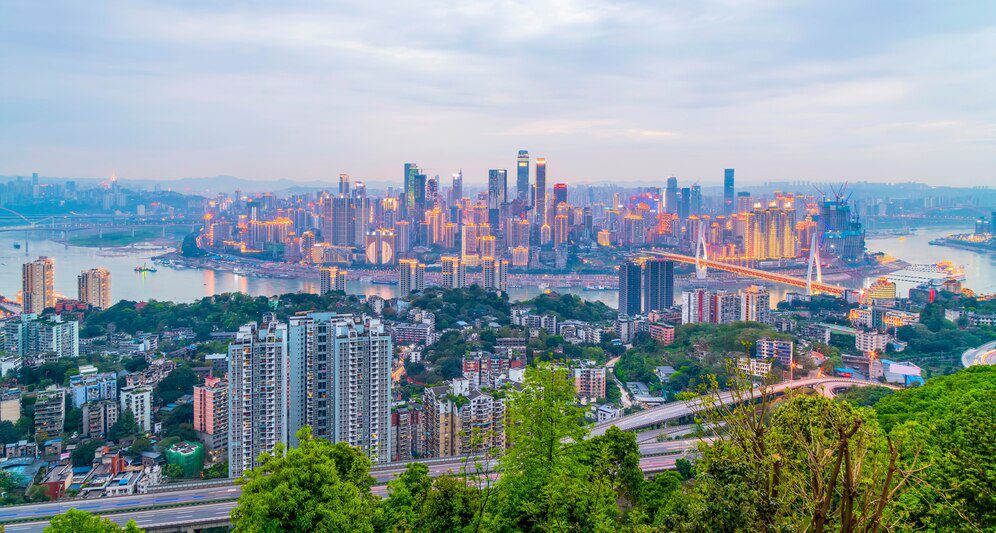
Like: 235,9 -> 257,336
1,1 -> 994,187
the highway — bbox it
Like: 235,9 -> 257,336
591,377 -> 892,436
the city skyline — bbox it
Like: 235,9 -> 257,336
2,2 -> 994,186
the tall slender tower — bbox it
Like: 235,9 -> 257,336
22,257 -> 54,314
665,176 -> 678,215
487,169 -> 508,228
228,319 -> 289,479
724,169 -> 735,216
642,259 -> 674,313
534,158 -> 547,226
516,150 -> 529,204
398,259 -> 425,296
618,261 -> 642,316
78,268 -> 111,309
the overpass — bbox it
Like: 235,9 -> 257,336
591,377 -> 894,436
644,250 -> 846,296
0,377 -> 886,531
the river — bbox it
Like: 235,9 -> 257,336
0,225 -> 990,307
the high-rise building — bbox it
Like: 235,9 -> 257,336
78,268 -> 111,309
398,259 -> 425,296
34,386 -> 65,439
228,319 -> 288,479
193,376 -> 228,451
22,256 -> 54,314
451,171 -> 463,203
690,185 -> 702,216
120,385 -> 153,433
487,169 -> 508,227
402,163 -> 419,220
573,365 -> 606,402
82,400 -> 119,438
338,173 -> 350,196
482,257 -> 509,292
424,381 -> 505,458
2,313 -> 79,360
287,313 -> 392,463
665,176 -> 678,215
618,261 -> 642,316
643,259 -> 674,313
69,367 -> 117,408
534,158 -> 547,226
678,187 -> 691,219
516,150 -> 529,204
365,229 -> 396,265
724,169 -> 735,216
441,256 -> 466,289
553,183 -> 568,206
740,285 -> 771,324
681,288 -> 740,324
319,266 -> 347,294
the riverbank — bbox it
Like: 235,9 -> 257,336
929,236 -> 996,254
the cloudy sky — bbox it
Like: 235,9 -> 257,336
1,1 -> 994,187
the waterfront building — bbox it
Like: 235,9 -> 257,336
482,257 -> 509,292
642,259 -> 674,313
365,228 -> 396,265
22,257 -> 55,315
440,256 -> 466,289
618,261 -> 642,316
228,319 -> 288,478
78,268 -> 111,309
740,285 -> 772,324
319,266 -> 347,294
398,259 -> 425,296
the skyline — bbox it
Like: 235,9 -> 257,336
2,1 -> 995,186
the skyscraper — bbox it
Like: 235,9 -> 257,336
516,150 -> 529,204
690,185 -> 702,216
618,261 -> 642,316
487,169 -> 508,228
534,158 -> 547,226
402,163 -> 419,220
22,257 -> 54,314
643,259 -> 674,313
741,285 -> 771,324
441,256 -> 466,289
665,176 -> 678,214
287,313 -> 392,463
451,171 -> 463,203
78,268 -> 111,309
338,173 -> 350,196
724,169 -> 735,216
678,187 -> 691,220
553,183 -> 567,206
398,259 -> 425,295
228,319 -> 288,479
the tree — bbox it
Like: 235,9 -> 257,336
71,440 -> 104,467
231,426 -> 377,531
44,509 -> 142,532
109,410 -> 140,441
489,364 -> 620,531
164,464 -> 184,480
153,366 -> 198,406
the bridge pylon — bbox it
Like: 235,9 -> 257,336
807,233 -> 823,295
695,222 -> 708,280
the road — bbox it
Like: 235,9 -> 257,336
604,355 -> 632,408
591,377 -> 893,436
1,454 -> 687,532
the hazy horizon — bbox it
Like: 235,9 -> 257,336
2,1 -> 994,187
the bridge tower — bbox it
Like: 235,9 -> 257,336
695,222 -> 708,280
806,233 -> 823,295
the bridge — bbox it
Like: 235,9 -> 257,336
0,377 -> 888,531
645,250 -> 846,296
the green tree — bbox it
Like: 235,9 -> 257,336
489,364 -> 619,531
375,463 -> 432,532
71,440 -> 104,467
153,366 -> 199,406
45,508 -> 142,532
231,426 -> 377,531
108,410 -> 140,441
